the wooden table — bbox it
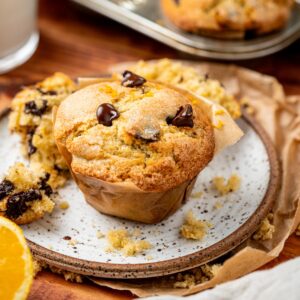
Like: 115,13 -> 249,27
0,1 -> 299,299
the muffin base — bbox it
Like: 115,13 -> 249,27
73,171 -> 196,224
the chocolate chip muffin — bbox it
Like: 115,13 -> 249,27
9,73 -> 77,189
161,0 -> 294,38
54,72 -> 215,223
0,163 -> 54,224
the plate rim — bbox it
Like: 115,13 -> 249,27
0,108 -> 280,279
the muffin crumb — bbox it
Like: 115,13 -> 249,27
213,119 -> 224,129
59,201 -> 69,210
190,191 -> 203,199
49,265 -> 83,283
173,264 -> 221,288
213,201 -> 223,210
32,259 -> 43,277
241,98 -> 256,115
296,224 -> 300,236
213,174 -> 241,196
96,230 -> 105,239
180,211 -> 209,240
68,239 -> 78,246
253,213 -> 275,241
106,229 -> 152,256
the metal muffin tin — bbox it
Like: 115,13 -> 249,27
73,0 -> 300,60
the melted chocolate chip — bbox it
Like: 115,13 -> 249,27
6,197 -> 28,219
24,100 -> 48,116
27,128 -> 37,156
39,173 -> 53,196
36,88 -> 58,96
5,189 -> 42,219
167,104 -> 194,128
121,70 -> 146,88
96,103 -> 119,126
173,0 -> 180,5
135,128 -> 160,142
0,180 -> 15,201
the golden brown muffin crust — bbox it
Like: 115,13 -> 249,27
54,80 -> 215,192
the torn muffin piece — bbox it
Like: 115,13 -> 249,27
9,73 -> 77,189
125,59 -> 241,119
0,163 -> 54,224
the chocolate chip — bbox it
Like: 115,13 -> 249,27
0,180 -> 15,201
167,104 -> 194,128
39,173 -> 53,196
27,128 -> 37,156
5,189 -> 42,219
173,0 -> 180,5
96,103 -> 119,126
36,88 -> 58,96
135,128 -> 160,142
121,70 -> 146,88
5,197 -> 28,219
63,236 -> 71,240
24,100 -> 48,116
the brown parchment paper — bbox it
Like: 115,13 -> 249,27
54,78 -> 242,224
88,61 -> 300,297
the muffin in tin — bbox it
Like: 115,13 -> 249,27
54,71 -> 218,223
161,0 -> 294,39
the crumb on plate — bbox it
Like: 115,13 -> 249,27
213,201 -> 223,210
190,191 -> 203,199
213,174 -> 241,196
96,230 -> 105,239
59,201 -> 69,210
180,211 -> 210,240
106,229 -> 152,256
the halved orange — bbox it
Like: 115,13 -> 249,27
0,216 -> 33,300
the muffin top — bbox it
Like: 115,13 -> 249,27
54,73 -> 214,191
161,0 -> 293,36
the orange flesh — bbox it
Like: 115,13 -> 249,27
0,226 -> 28,300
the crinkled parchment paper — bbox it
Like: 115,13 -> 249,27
88,61 -> 300,296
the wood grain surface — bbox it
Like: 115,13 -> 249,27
0,0 -> 299,299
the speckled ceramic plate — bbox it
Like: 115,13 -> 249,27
0,109 -> 279,279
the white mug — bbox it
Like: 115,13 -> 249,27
0,0 -> 39,74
